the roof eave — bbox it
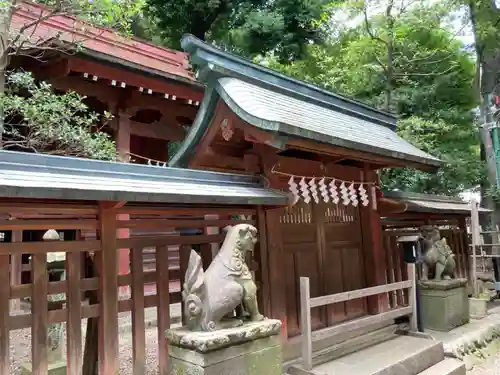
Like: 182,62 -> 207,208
215,82 -> 441,171
181,34 -> 398,131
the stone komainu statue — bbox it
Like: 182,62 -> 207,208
420,225 -> 456,281
182,224 -> 264,332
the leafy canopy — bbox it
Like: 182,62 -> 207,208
0,71 -> 117,160
144,0 -> 335,61
267,3 -> 482,195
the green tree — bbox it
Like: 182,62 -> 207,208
144,0 -> 333,61
267,3 -> 481,195
1,71 -> 116,160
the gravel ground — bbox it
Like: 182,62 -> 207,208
468,353 -> 500,375
9,305 -> 182,375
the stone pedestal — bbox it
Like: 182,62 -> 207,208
419,278 -> 469,332
20,361 -> 66,375
166,319 -> 282,375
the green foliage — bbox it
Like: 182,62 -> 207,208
0,71 -> 117,160
144,0 -> 334,61
266,3 -> 482,195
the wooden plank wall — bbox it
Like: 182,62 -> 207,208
0,200 -> 257,375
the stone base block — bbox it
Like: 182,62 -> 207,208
419,278 -> 469,332
20,361 -> 66,375
167,319 -> 283,375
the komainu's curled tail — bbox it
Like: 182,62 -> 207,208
182,250 -> 205,330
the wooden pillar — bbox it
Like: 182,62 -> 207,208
98,202 -> 119,374
116,111 -> 132,296
257,207 -> 272,320
0,251 -> 10,375
156,245 -> 170,375
9,230 -> 22,311
360,168 -> 388,314
116,110 -> 131,163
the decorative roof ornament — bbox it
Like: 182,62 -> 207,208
220,118 -> 234,141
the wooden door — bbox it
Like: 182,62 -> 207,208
274,201 -> 368,337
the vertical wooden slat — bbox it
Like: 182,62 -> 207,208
384,236 -> 395,309
67,250 -> 82,375
0,253 -> 10,375
10,230 -> 22,311
407,263 -> 418,332
178,244 -> 190,326
131,247 -> 146,375
32,253 -> 48,375
98,203 -> 119,375
471,199 -> 479,295
257,206 -> 271,318
157,245 -> 170,375
393,237 -> 404,307
300,277 -> 313,370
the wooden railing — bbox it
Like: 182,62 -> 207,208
299,267 -> 417,370
0,200 -> 259,375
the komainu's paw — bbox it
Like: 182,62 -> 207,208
252,313 -> 264,322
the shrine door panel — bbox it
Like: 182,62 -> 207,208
321,203 -> 367,325
280,202 -> 325,337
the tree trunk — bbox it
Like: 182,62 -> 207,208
384,0 -> 395,113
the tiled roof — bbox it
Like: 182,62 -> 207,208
10,2 -> 195,82
0,151 -> 288,205
217,77 -> 440,168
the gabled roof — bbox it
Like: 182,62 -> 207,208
169,35 -> 440,169
0,151 -> 288,206
10,2 -> 196,84
383,191 -> 492,214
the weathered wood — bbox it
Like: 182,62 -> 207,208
131,248 -> 146,375
119,218 -> 255,229
116,234 -> 225,249
299,277 -> 313,371
312,306 -> 413,343
82,255 -> 99,375
179,244 -> 190,326
471,199 -> 479,295
9,270 -> 172,299
0,201 -> 98,214
67,250 -> 83,375
119,206 -> 256,216
156,245 -> 170,375
32,253 -> 48,375
407,264 -> 418,332
10,230 -> 22,311
0,219 -> 98,230
0,239 -> 100,255
0,254 -> 9,375
98,203 -> 119,374
309,280 -> 412,308
9,291 -> 182,330
257,206 -> 271,317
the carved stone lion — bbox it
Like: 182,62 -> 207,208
182,224 -> 264,332
420,225 -> 456,281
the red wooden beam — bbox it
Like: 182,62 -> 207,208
68,57 -> 204,101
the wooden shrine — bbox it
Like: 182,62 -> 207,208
8,1 -> 205,283
0,150 -> 288,374
168,35 -> 441,341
